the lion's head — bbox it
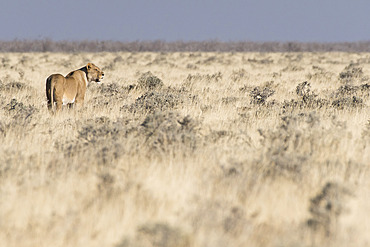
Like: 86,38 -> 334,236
86,63 -> 104,84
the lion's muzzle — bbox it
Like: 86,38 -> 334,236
96,72 -> 104,83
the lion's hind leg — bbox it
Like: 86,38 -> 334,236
67,103 -> 75,109
46,76 -> 55,113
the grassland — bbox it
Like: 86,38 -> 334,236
0,52 -> 369,247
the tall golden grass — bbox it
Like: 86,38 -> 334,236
0,52 -> 369,247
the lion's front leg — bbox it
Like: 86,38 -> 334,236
74,95 -> 85,110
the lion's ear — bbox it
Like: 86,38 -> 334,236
87,63 -> 92,69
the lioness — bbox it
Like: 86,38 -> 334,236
46,63 -> 104,112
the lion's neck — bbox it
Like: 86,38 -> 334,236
79,66 -> 88,76
79,66 -> 89,87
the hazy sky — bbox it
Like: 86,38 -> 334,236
0,0 -> 369,42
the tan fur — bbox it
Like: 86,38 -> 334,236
46,63 -> 104,113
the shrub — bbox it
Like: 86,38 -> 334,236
331,96 -> 363,109
0,81 -> 30,92
339,63 -> 364,83
3,98 -> 37,124
140,111 -> 200,153
122,87 -> 196,114
136,223 -> 192,247
282,82 -> 328,112
307,182 -> 353,236
256,112 -> 344,180
59,117 -> 136,164
137,71 -> 164,91
249,86 -> 274,105
334,83 -> 370,98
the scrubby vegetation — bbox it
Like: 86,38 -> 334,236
1,39 -> 370,52
0,51 -> 369,247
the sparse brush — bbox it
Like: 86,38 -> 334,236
1,52 -> 370,247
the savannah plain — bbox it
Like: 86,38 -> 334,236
0,51 -> 369,247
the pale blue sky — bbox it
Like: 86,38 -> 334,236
0,0 -> 369,42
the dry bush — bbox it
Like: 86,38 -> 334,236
0,80 -> 36,94
332,77 -> 368,109
126,91 -> 182,114
295,81 -> 327,107
58,117 -> 138,164
257,112 -> 345,180
282,81 -> 329,112
335,83 -> 370,98
339,63 -> 364,83
307,182 -> 353,237
139,111 -> 201,154
89,82 -> 135,108
249,86 -> 275,105
137,71 -> 164,91
1,81 -> 27,91
2,98 -> 38,128
123,87 -> 196,114
332,96 -> 363,109
133,223 -> 192,247
91,82 -> 134,97
296,81 -> 313,98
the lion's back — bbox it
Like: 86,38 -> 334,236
47,74 -> 65,84
65,70 -> 88,89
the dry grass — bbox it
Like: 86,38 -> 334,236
0,52 -> 370,247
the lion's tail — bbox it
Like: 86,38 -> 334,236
46,76 -> 55,113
